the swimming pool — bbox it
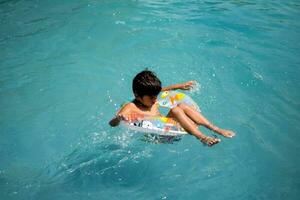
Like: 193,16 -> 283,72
1,0 -> 299,199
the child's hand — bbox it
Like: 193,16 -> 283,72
117,113 -> 127,121
179,81 -> 196,90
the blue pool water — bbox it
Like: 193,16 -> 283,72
1,0 -> 300,199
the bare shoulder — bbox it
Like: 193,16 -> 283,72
118,102 -> 136,114
120,102 -> 136,109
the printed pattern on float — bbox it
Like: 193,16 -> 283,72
158,91 -> 200,111
123,116 -> 188,136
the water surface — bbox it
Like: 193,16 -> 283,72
1,0 -> 300,199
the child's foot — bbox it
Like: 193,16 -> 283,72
217,129 -> 235,138
200,136 -> 221,146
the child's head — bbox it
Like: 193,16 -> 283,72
132,70 -> 161,99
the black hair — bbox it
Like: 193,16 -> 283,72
132,70 -> 162,98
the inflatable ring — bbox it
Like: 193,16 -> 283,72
123,116 -> 187,136
158,91 -> 200,111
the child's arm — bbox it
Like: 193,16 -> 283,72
162,81 -> 196,91
109,104 -> 131,127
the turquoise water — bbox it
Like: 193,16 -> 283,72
1,0 -> 300,199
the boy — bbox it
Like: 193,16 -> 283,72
109,70 -> 235,146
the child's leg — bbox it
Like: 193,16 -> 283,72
176,103 -> 235,138
167,106 -> 220,146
